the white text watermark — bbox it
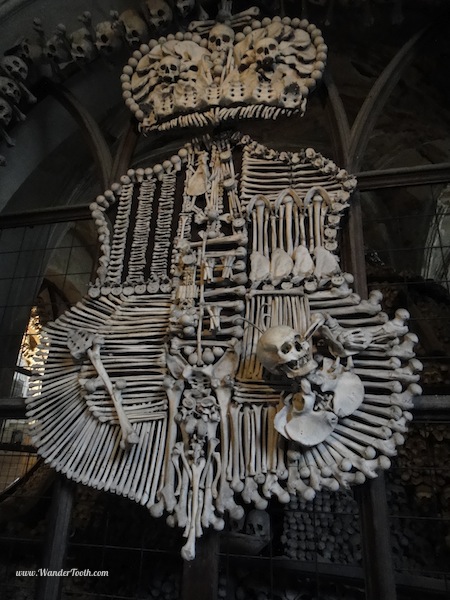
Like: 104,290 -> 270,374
16,569 -> 109,577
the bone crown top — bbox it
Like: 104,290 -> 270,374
121,15 -> 327,132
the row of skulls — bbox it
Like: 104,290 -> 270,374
0,0 -> 196,164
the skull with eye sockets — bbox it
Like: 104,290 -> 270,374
158,56 -> 180,84
255,37 -> 279,71
208,23 -> 234,54
256,324 -> 319,379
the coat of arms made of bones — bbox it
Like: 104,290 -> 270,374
27,4 -> 422,560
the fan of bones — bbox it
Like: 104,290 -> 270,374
27,7 -> 422,561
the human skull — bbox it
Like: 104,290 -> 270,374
95,20 -> 123,54
256,325 -> 318,379
180,60 -> 199,84
141,0 -> 173,30
245,509 -> 270,538
158,56 -> 180,84
45,28 -> 72,64
176,0 -> 195,18
1,56 -> 28,82
255,37 -> 279,70
70,27 -> 96,62
0,76 -> 21,105
0,97 -> 13,127
118,9 -> 149,46
208,23 -> 235,54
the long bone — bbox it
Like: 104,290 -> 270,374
303,449 -> 340,492
228,401 -> 244,491
329,431 -> 376,460
181,455 -> 206,561
362,380 -> 402,393
286,458 -> 316,500
333,424 -> 398,457
339,416 -> 392,440
188,232 -> 248,247
335,313 -> 388,327
262,472 -> 291,502
354,363 -> 421,383
151,375 -> 184,517
67,331 -> 138,449
315,443 -> 366,487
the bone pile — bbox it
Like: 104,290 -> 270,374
122,14 -> 327,132
282,491 -> 362,564
27,129 -> 422,560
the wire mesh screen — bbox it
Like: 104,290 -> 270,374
361,183 -> 450,393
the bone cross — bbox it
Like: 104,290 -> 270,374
67,330 -> 139,449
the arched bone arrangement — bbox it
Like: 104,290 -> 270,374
27,133 -> 422,559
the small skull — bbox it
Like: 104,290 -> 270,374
1,56 -> 28,82
245,510 -> 270,538
45,29 -> 72,64
176,0 -> 196,18
256,325 -> 318,379
255,37 -> 279,70
0,76 -> 21,105
0,97 -> 13,127
118,9 -> 149,46
180,60 -> 199,84
208,23 -> 234,54
70,27 -> 96,62
158,56 -> 180,84
142,0 -> 173,30
95,21 -> 123,54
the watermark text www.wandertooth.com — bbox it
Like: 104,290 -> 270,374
16,569 -> 109,577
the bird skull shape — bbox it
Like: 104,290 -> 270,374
1,56 -> 28,82
176,0 -> 195,18
0,97 -> 13,127
0,76 -> 21,104
208,24 -> 235,54
158,56 -> 180,84
256,325 -> 319,379
255,37 -> 279,71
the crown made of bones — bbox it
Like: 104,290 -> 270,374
121,9 -> 327,132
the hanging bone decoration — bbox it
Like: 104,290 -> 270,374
27,8 -> 422,561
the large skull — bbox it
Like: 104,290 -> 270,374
1,56 -> 28,82
208,23 -> 235,54
0,97 -> 13,127
255,37 -> 279,70
256,325 -> 318,379
141,0 -> 173,30
0,76 -> 21,104
158,56 -> 180,84
95,20 -> 123,55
